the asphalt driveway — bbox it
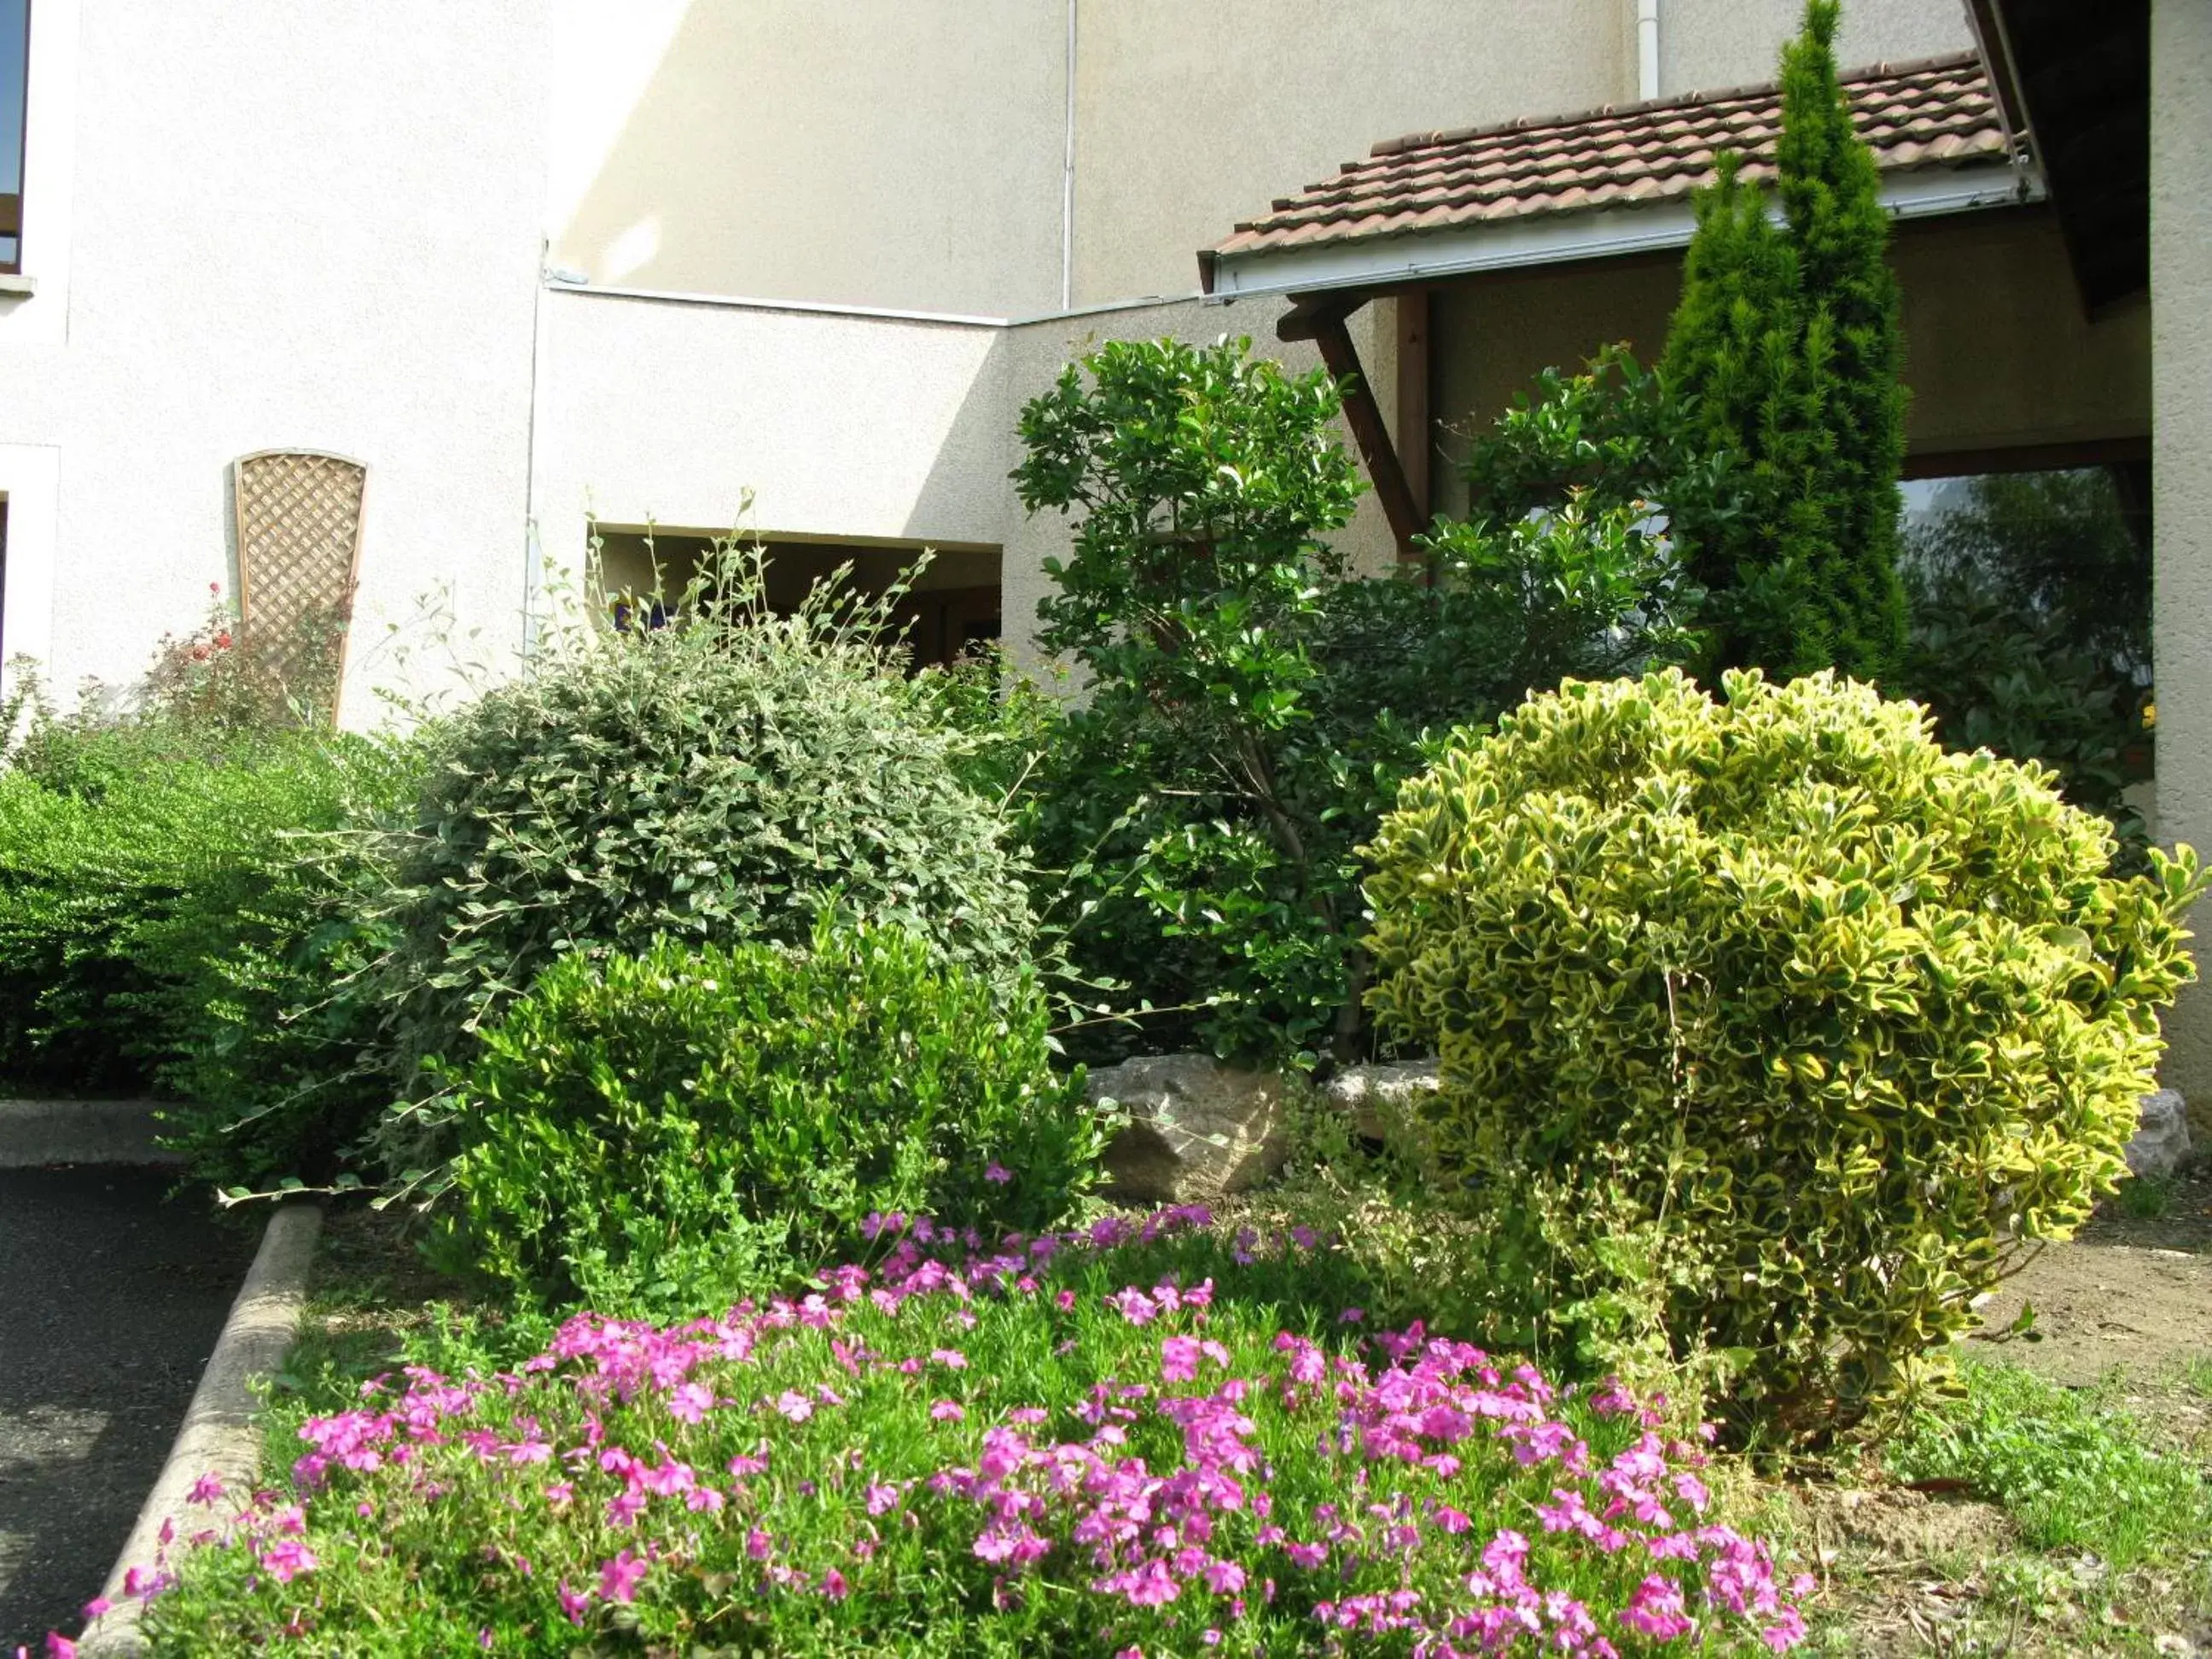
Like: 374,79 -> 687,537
0,1166 -> 253,1649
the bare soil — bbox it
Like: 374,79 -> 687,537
1973,1158 -> 2212,1386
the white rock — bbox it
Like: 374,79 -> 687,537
1088,1054 -> 1288,1203
2126,1089 -> 2192,1179
1318,1058 -> 1440,1139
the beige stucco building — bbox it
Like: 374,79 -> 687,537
2,2 -> 2207,1086
0,0 -> 1985,707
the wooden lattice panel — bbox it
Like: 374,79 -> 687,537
232,450 -> 366,718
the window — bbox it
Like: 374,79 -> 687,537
0,0 -> 25,272
589,527 -> 1003,672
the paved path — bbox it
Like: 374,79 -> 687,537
0,1167 -> 254,1649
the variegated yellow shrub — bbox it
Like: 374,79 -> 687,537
1364,668 -> 2203,1442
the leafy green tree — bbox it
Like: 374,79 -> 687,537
1015,337 -> 1697,1064
1662,0 -> 1909,680
1015,337 -> 1371,1063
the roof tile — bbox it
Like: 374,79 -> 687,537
1213,53 -> 2007,265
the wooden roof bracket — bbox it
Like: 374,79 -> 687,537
1278,292 -> 1426,562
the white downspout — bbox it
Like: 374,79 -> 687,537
1637,0 -> 1661,101
1062,0 -> 1077,311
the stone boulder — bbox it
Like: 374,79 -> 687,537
1088,1055 -> 1288,1203
1318,1058 -> 1439,1140
2126,1089 -> 2192,1179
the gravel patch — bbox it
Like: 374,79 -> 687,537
0,1167 -> 255,1649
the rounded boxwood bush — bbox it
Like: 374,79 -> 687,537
431,922 -> 1109,1312
1364,668 -> 2203,1441
365,549 -> 1035,1155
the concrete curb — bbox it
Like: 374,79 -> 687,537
0,1099 -> 184,1167
79,1201 -> 323,1657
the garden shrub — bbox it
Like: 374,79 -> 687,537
1897,469 -> 2151,835
0,722 -> 406,1145
1364,668 -> 2204,1443
1017,337 -> 1692,1066
358,542 -> 1035,1171
429,922 -> 1108,1313
135,1209 -> 1813,1656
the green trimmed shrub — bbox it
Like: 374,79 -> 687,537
429,923 -> 1109,1313
360,543 -> 1036,1172
1364,669 -> 2203,1442
0,725 -> 406,1145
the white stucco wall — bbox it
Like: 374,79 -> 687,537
547,0 -> 1068,317
534,286 -> 1400,674
2151,0 -> 2212,1110
532,293 -> 1015,592
544,1 -> 1629,318
1067,0 -> 1633,307
0,0 -> 549,721
539,3 -> 1984,320
1657,0 -> 1973,96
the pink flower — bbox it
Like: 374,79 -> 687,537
258,1540 -> 318,1583
774,1390 -> 815,1423
1103,1557 -> 1180,1608
1108,1287 -> 1159,1326
556,1582 -> 590,1626
44,1636 -> 77,1659
185,1473 -> 225,1507
984,1161 -> 1013,1185
667,1381 -> 714,1423
1203,1559 -> 1247,1595
821,1568 -> 850,1599
929,1400 -> 966,1423
597,1550 -> 648,1604
1161,1336 -> 1202,1383
1761,1610 -> 1809,1651
1619,1574 -> 1696,1641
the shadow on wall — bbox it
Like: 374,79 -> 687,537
548,0 -> 1064,317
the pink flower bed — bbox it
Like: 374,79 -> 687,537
108,1208 -> 1811,1656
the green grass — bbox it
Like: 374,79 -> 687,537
2114,1173 -> 2176,1221
1883,1357 -> 2211,1568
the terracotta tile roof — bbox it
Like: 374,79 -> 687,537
1209,51 -> 2008,267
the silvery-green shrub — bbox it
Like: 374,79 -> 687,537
367,544 -> 1035,1173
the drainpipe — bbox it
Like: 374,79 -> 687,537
1061,0 -> 1077,311
1637,0 -> 1660,101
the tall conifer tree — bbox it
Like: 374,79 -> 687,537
1662,0 -> 1909,679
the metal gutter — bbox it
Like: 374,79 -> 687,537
1205,163 -> 2047,300
538,280 -> 1216,330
